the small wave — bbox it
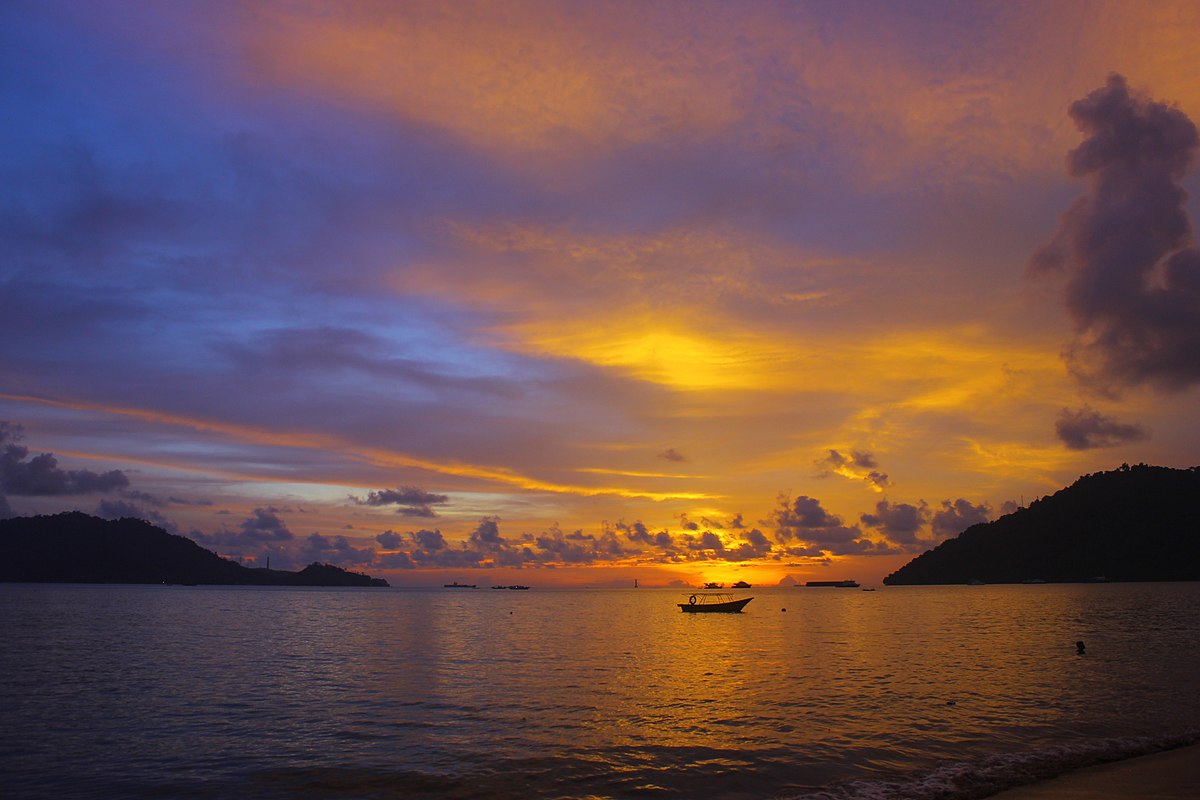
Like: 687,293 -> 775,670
783,732 -> 1200,800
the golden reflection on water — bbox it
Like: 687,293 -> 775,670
6,583 -> 1200,799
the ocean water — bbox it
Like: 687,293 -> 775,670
1,582 -> 1197,800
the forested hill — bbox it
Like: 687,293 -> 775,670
0,512 -> 389,587
884,465 -> 1200,585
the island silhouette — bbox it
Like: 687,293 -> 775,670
884,464 -> 1200,585
0,511 -> 389,586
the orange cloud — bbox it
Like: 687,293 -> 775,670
245,1 -> 746,158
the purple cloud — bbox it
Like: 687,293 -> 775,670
1055,406 -> 1147,450
772,495 -> 892,556
299,532 -> 375,567
931,498 -> 992,538
860,500 -> 929,546
1,422 -> 128,497
355,486 -> 450,517
1031,74 -> 1200,392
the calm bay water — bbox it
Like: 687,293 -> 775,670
1,582 -> 1198,799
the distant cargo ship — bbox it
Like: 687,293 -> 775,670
805,580 -> 860,588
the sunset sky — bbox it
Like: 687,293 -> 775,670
3,1 -> 1199,586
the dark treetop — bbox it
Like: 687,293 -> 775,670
884,464 -> 1200,585
0,512 -> 389,587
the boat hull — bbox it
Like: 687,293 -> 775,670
678,597 -> 752,613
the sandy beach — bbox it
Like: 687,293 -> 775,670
988,744 -> 1200,799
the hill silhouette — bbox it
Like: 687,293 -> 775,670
884,464 -> 1200,585
0,512 -> 389,587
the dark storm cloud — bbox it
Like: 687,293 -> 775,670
774,495 -> 842,531
1055,406 -> 1147,450
0,422 -> 129,496
238,508 -> 294,541
621,520 -> 653,543
439,518 -> 538,567
375,527 -> 482,569
412,528 -> 448,550
193,507 -> 296,553
860,500 -> 929,546
691,527 -> 773,562
468,516 -> 504,549
535,526 -> 609,563
931,498 -> 992,538
380,518 -> 652,570
375,530 -> 403,549
355,486 -> 450,517
615,520 -> 673,548
1031,74 -> 1200,391
858,497 -> 992,549
772,495 -> 892,555
185,508 -> 303,567
375,551 -> 418,569
299,532 -> 375,567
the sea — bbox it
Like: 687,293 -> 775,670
1,582 -> 1198,800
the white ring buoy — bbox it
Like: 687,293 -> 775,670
688,595 -> 697,605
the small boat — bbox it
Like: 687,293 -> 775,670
678,592 -> 752,613
506,585 -> 530,590
731,580 -> 751,589
702,581 -> 724,589
444,581 -> 477,588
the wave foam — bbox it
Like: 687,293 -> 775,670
784,732 -> 1200,800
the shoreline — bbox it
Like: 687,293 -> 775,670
987,743 -> 1200,799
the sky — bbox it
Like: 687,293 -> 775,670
3,0 -> 1200,587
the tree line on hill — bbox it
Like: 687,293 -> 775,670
0,512 -> 389,586
884,464 -> 1200,585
